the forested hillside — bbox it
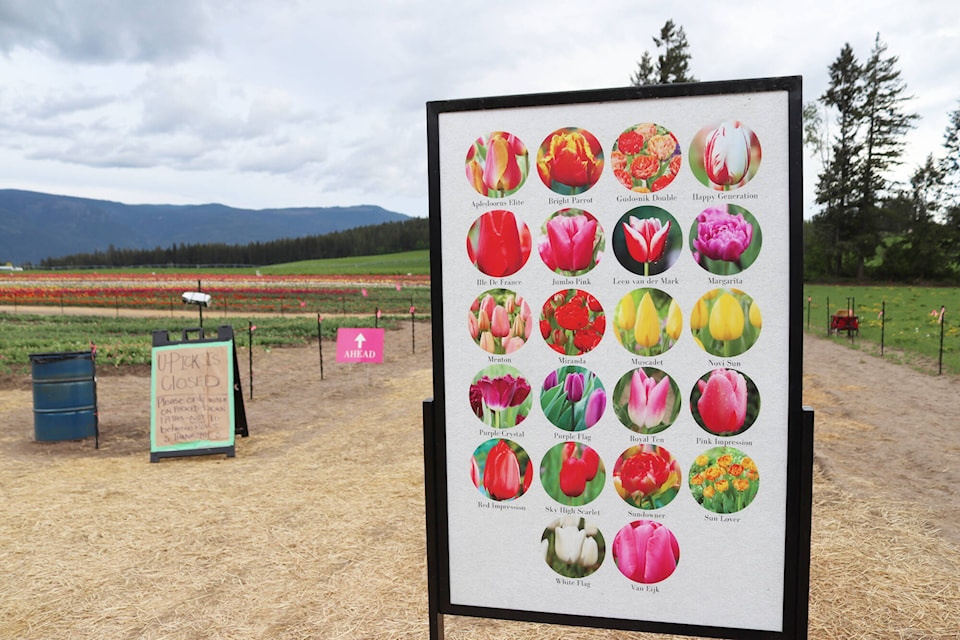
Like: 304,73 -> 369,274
40,217 -> 429,268
0,190 -> 412,265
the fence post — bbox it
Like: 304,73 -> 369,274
248,321 -> 254,399
939,306 -> 945,375
880,301 -> 885,356
826,296 -> 830,336
318,314 -> 324,380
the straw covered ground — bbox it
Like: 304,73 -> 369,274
0,325 -> 957,639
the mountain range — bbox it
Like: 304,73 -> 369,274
0,189 -> 413,265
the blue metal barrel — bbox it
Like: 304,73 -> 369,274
29,351 -> 98,443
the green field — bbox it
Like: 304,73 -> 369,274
258,250 -> 429,275
0,313 -> 411,374
41,249 -> 431,276
803,284 -> 960,374
0,251 -> 431,374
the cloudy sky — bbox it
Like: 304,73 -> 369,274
1,1 -> 958,218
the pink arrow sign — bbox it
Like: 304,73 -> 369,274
336,328 -> 384,363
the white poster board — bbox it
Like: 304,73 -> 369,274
427,77 -> 807,639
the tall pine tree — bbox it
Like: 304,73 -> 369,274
810,37 -> 917,278
814,43 -> 863,277
853,34 -> 918,277
940,102 -> 960,276
630,20 -> 695,86
942,101 -> 960,205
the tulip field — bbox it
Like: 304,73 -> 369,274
802,284 -> 960,374
0,268 -> 431,374
0,271 -> 430,315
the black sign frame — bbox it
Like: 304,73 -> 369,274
425,77 -> 811,639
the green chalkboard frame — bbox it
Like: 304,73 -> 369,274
150,325 -> 246,462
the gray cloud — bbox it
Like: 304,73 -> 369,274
2,0 -> 958,216
32,88 -> 118,119
0,0 -> 214,63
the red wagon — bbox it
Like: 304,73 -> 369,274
830,310 -> 859,335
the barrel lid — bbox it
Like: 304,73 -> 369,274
28,350 -> 95,363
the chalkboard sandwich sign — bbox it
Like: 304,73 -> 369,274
150,325 -> 249,462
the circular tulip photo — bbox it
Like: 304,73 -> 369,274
690,368 -> 760,437
611,122 -> 682,193
465,131 -> 530,198
613,288 -> 681,357
612,206 -> 681,276
541,516 -> 606,579
690,288 -> 761,357
612,520 -> 680,584
689,120 -> 762,191
689,446 -> 760,514
539,442 -> 605,506
536,127 -> 604,195
689,204 -> 762,275
613,444 -> 681,510
612,367 -> 681,435
468,289 -> 533,355
466,210 -> 532,278
471,438 -> 534,502
540,366 -> 606,432
540,289 -> 605,356
469,364 -> 533,429
538,208 -> 605,277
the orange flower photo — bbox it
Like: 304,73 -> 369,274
611,122 -> 681,193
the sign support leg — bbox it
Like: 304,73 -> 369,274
795,407 -> 815,640
423,398 -> 445,640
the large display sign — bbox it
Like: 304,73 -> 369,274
425,78 -> 810,639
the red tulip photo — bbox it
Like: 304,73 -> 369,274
466,210 -> 532,278
536,127 -> 604,195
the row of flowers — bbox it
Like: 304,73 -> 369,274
0,280 -> 430,314
470,365 -> 759,437
466,120 -> 762,198
467,204 -> 760,280
469,287 -> 761,358
473,439 -> 759,515
1,272 -> 430,286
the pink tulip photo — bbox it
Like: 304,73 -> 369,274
612,520 -> 679,583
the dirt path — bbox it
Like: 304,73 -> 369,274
0,324 -> 957,638
803,332 -> 960,545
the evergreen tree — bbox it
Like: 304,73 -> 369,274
942,100 -> 960,205
860,34 -> 918,200
940,103 -> 960,276
852,34 -> 918,277
808,38 -> 921,280
630,20 -> 695,86
879,156 -> 950,280
813,43 -> 864,277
